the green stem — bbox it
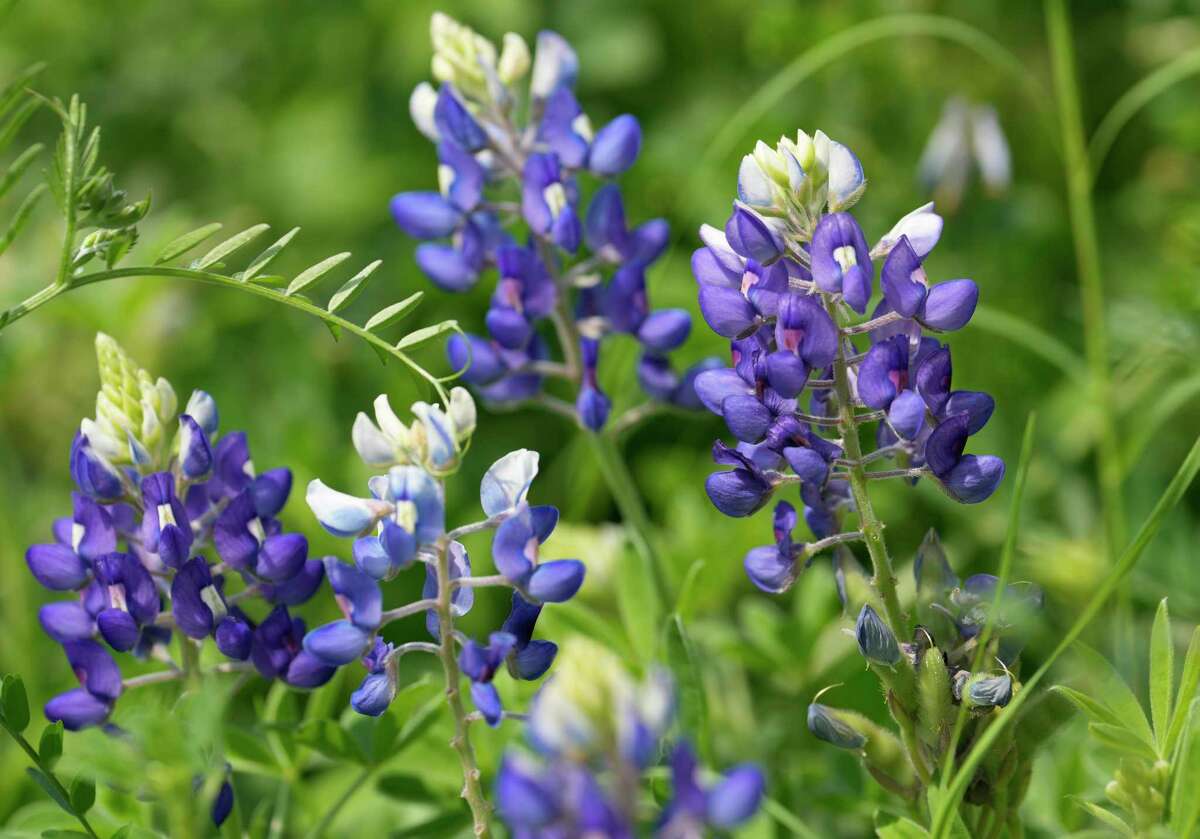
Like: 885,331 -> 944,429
433,535 -> 493,838
0,722 -> 100,838
55,102 -> 78,288
303,765 -> 373,839
1045,0 -> 1133,674
826,302 -> 904,634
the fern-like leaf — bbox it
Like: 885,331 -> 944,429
190,223 -> 270,270
327,260 -> 381,313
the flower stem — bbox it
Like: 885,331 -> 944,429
826,304 -> 906,635
433,536 -> 493,838
0,721 -> 101,838
304,765 -> 374,839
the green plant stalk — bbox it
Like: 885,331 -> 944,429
433,534 -> 492,839
930,434 -> 1200,838
0,720 -> 100,838
827,303 -> 904,634
1045,0 -> 1130,630
304,765 -> 374,839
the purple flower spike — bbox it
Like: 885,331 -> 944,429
588,114 -> 641,176
811,212 -> 873,313
926,414 -> 1005,503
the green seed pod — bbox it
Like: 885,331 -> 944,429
917,647 -> 952,752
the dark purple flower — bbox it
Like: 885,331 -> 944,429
705,441 -> 774,517
94,552 -> 160,651
140,472 -> 192,568
926,413 -> 1005,503
39,602 -> 96,643
500,592 -> 558,681
491,504 -> 584,603
171,557 -> 225,639
460,631 -> 518,726
44,640 -> 123,730
743,501 -> 804,593
522,153 -> 580,252
915,345 -> 994,434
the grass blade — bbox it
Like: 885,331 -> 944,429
286,251 -> 350,296
932,434 -> 1200,838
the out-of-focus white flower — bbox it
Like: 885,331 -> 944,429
919,97 -> 1011,212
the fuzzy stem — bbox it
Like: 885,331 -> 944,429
825,300 -> 906,635
433,535 -> 493,838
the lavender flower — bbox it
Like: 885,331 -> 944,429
27,335 -> 327,732
395,14 -> 718,431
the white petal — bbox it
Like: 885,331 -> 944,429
352,413 -> 396,467
826,140 -> 865,210
373,394 -> 408,441
530,30 -> 578,100
872,202 -> 944,260
971,105 -> 1011,193
409,82 -> 439,142
448,388 -> 476,441
480,449 -> 539,516
737,155 -> 773,208
306,479 -> 392,538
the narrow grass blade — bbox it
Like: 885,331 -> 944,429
1150,598 -> 1174,752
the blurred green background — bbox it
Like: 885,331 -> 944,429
3,0 -> 1200,835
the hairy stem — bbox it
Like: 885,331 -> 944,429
826,303 -> 905,634
433,536 -> 492,838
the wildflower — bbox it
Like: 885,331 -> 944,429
659,742 -> 765,836
743,501 -> 805,593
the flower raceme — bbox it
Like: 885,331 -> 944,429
391,13 -> 718,431
303,388 -> 582,729
24,334 -> 328,824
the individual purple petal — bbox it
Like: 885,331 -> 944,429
324,557 -> 382,630
351,672 -> 395,717
526,560 -> 586,603
213,491 -> 261,571
177,415 -> 213,481
303,620 -> 371,667
915,346 -> 952,415
764,352 -> 809,398
921,279 -> 978,331
250,468 -> 292,520
744,545 -> 797,593
44,688 -> 110,731
26,544 -> 89,590
213,433 -> 252,498
470,681 -> 503,727
389,191 -> 460,239
775,294 -> 838,370
782,446 -> 828,485
942,455 -> 1006,503
538,88 -> 589,168
550,203 -> 581,253
888,389 -> 927,440
417,243 -> 479,292
256,533 -> 307,582
588,114 -> 641,176
284,651 -> 337,688
698,286 -> 758,338
379,520 -> 416,573
694,368 -> 750,414
492,509 -> 537,583
432,85 -> 486,151
576,385 -> 611,431
171,557 -> 218,639
857,335 -> 908,410
585,183 -> 627,258
880,236 -> 928,318
438,141 -> 484,212
637,354 -> 678,401
96,608 -> 139,651
705,470 -> 772,518
707,765 -> 766,828
64,639 -> 122,701
691,245 -> 741,287
945,391 -> 995,435
70,433 -> 123,501
725,204 -> 783,264
215,616 -> 252,661
513,640 -> 557,681
39,602 -> 95,643
926,413 -> 970,478
637,309 -> 691,353
261,559 -> 325,606
722,395 -> 772,443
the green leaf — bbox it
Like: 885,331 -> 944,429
67,776 -> 95,814
1170,700 -> 1200,837
615,544 -> 661,666
875,814 -> 931,838
1087,722 -> 1158,760
2,674 -> 31,731
363,292 -> 424,333
155,222 -> 222,265
239,227 -> 299,282
395,319 -> 457,350
393,693 -> 445,755
402,810 -> 472,838
1167,626 -> 1200,757
326,259 -> 381,314
190,223 -> 270,270
673,559 -> 706,620
38,722 -> 64,768
376,773 -> 434,802
1071,799 -> 1134,836
41,831 -> 92,838
1150,598 -> 1174,753
1072,643 -> 1155,751
664,614 -> 709,761
26,767 -> 70,813
1050,685 -> 1125,728
294,718 -> 366,764
286,251 -> 351,296
0,182 -> 47,258
0,96 -> 38,156
0,141 -> 41,201
0,63 -> 45,123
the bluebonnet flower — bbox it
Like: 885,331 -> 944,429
303,394 -> 578,730
395,14 -> 718,432
496,638 -> 764,836
250,605 -> 336,688
693,131 -> 1005,593
27,335 -> 327,733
